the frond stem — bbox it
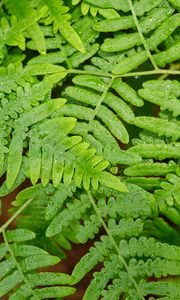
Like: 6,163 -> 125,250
57,35 -> 72,69
68,69 -> 180,78
84,76 -> 115,137
127,0 -> 159,70
2,230 -> 40,300
0,197 -> 34,233
158,63 -> 180,80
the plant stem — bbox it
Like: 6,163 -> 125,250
127,0 -> 159,70
2,230 -> 40,299
68,68 -> 180,78
0,197 -> 34,233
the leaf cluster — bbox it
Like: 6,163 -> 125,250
0,0 -> 180,299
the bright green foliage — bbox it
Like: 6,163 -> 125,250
155,173 -> 180,226
40,0 -> 86,53
72,236 -> 180,299
139,80 -> 180,116
0,229 -> 75,299
134,116 -> 180,140
46,183 -> 155,238
0,0 -> 180,299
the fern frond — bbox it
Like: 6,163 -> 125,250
113,50 -> 148,75
71,235 -> 112,283
70,118 -> 141,165
56,75 -> 145,167
120,236 -> 180,259
28,116 -> 77,186
0,158 -> 27,196
11,184 -> 55,230
93,15 -> 135,32
9,183 -> 78,257
147,12 -> 180,50
29,127 -> 127,191
0,229 -> 75,299
90,1 -> 179,73
0,62 -> 67,93
3,0 -> 47,54
72,236 -> 180,299
112,78 -> 144,107
39,0 -> 85,53
27,14 -> 99,68
46,193 -> 92,237
1,0 -> 180,299
65,86 -> 133,140
63,75 -> 145,149
6,99 -> 66,188
139,79 -> 180,116
155,173 -> 180,226
0,63 -> 31,93
46,183 -> 156,238
0,16 -> 26,53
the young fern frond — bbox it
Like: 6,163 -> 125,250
29,124 -> 127,191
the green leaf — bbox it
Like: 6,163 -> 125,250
93,16 -> 134,32
18,98 -> 67,127
101,33 -> 142,52
31,286 -> 76,298
42,0 -> 85,53
20,255 -> 60,272
134,116 -> 180,141
112,51 -> 148,75
6,229 -> 36,242
99,172 -> 128,192
6,130 -> 24,189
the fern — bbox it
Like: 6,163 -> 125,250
0,0 -> 180,299
0,228 -> 75,299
